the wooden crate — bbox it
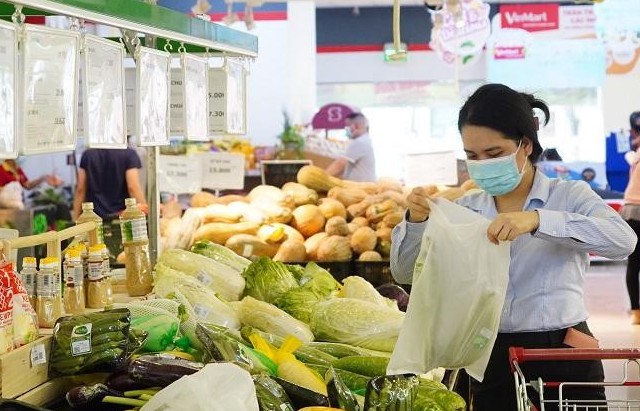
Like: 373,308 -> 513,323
0,335 -> 52,399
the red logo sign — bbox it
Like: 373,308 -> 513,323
494,46 -> 526,60
500,4 -> 559,32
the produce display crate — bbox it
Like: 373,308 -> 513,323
0,336 -> 52,400
352,261 -> 394,287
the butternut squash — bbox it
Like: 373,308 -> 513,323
317,235 -> 353,262
291,204 -> 326,238
318,198 -> 347,220
379,190 -> 407,208
213,194 -> 250,205
382,211 -> 404,228
351,216 -> 369,228
325,216 -> 350,236
365,199 -> 398,223
297,165 -> 344,192
251,201 -> 293,224
273,240 -> 307,262
282,182 -> 319,206
191,191 -> 217,208
202,204 -> 242,224
350,226 -> 377,255
257,224 -> 287,244
328,187 -> 369,207
228,201 -> 266,224
193,221 -> 260,244
341,180 -> 379,194
347,197 -> 376,220
376,178 -> 404,194
225,234 -> 279,258
249,185 -> 295,209
376,227 -> 392,242
347,222 -> 360,235
304,232 -> 328,261
358,250 -> 383,261
271,223 -> 305,244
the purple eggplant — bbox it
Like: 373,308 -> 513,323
376,283 -> 410,312
66,383 -> 123,409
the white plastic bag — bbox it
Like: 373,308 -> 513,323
388,198 -> 510,381
0,182 -> 24,209
141,362 -> 259,411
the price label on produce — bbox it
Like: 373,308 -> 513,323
201,152 -> 245,190
404,150 -> 458,186
158,155 -> 202,194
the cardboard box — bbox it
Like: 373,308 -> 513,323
1,335 -> 52,399
303,151 -> 336,169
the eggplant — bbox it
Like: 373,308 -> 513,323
106,371 -> 156,392
128,354 -> 204,387
376,283 -> 410,312
66,383 -> 122,409
273,377 -> 330,410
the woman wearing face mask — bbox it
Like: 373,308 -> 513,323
390,83 -> 637,411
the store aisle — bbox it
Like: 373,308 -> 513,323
584,261 -> 640,401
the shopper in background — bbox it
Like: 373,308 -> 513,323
73,144 -> 147,221
621,111 -> 640,324
391,84 -> 636,411
0,159 -> 61,189
326,112 -> 377,182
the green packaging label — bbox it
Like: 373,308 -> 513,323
71,323 -> 92,356
120,218 -> 148,243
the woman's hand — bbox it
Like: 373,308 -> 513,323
406,185 -> 438,222
487,211 -> 540,245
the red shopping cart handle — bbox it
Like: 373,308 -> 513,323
510,347 -> 640,366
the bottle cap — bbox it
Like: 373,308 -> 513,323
124,198 -> 137,207
89,245 -> 102,258
65,249 -> 81,260
81,202 -> 94,211
22,256 -> 36,267
40,256 -> 60,268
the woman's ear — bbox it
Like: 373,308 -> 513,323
522,137 -> 534,157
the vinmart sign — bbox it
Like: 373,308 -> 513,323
500,4 -> 559,32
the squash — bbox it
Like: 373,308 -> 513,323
317,235 -> 353,262
273,240 -> 307,262
257,224 -> 287,244
347,197 -> 376,220
291,204 -> 326,238
193,221 -> 260,244
213,194 -> 250,205
304,232 -> 328,260
328,187 -> 369,207
358,250 -> 383,261
251,201 -> 293,224
350,216 -> 369,227
325,216 -> 349,237
365,199 -> 398,223
341,180 -> 379,194
248,185 -> 295,209
282,182 -> 319,206
202,204 -> 242,224
162,200 -> 183,219
347,222 -> 360,235
376,227 -> 392,242
382,211 -> 404,228
271,223 -> 305,244
318,198 -> 347,220
376,178 -> 404,194
228,201 -> 266,224
376,239 -> 392,258
379,190 -> 407,208
350,226 -> 377,254
191,191 -> 217,208
225,234 -> 279,258
297,165 -> 344,192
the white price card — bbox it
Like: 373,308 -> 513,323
404,150 -> 458,186
158,154 -> 202,194
30,343 -> 47,366
169,68 -> 184,135
0,20 -> 17,159
21,25 -> 80,155
137,47 -> 170,146
201,152 -> 245,190
182,54 -> 209,141
125,68 -> 136,136
208,67 -> 226,134
82,35 -> 127,148
226,59 -> 246,135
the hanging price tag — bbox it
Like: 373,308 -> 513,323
182,54 -> 209,141
208,59 -> 247,135
0,20 -> 17,159
201,152 -> 245,190
137,47 -> 170,146
158,155 -> 203,194
208,68 -> 227,134
169,69 -> 185,135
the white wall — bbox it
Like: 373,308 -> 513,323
601,68 -> 640,133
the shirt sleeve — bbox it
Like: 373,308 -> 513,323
126,149 -> 142,170
533,181 -> 637,260
390,214 -> 428,284
343,139 -> 363,164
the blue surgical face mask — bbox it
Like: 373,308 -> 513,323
465,141 -> 526,196
345,127 -> 353,138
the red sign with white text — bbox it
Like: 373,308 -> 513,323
500,4 -> 559,32
494,46 -> 526,60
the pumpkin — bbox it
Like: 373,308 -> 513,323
225,234 -> 279,258
317,235 -> 353,262
202,204 -> 242,224
351,216 -> 369,227
347,222 -> 360,235
248,185 -> 295,209
382,211 -> 404,228
325,216 -> 349,237
365,199 -> 398,223
350,226 -> 377,254
328,187 -> 368,207
297,165 -> 344,192
193,221 -> 260,244
191,191 -> 217,208
273,240 -> 307,262
271,223 -> 305,244
251,201 -> 293,224
304,232 -> 328,260
318,198 -> 347,220
291,204 -> 326,238
358,250 -> 383,261
282,182 -> 319,206
376,227 -> 392,242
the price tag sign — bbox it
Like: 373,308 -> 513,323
208,67 -> 226,134
82,35 -> 127,148
158,155 -> 203,194
21,25 -> 80,154
208,59 -> 247,135
201,152 -> 245,190
404,150 -> 458,186
137,47 -> 170,146
182,54 -> 209,141
30,343 -> 47,366
169,68 -> 184,135
125,68 -> 136,136
0,20 -> 17,159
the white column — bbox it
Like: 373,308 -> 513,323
286,1 -> 317,125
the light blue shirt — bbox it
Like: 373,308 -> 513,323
391,171 -> 637,333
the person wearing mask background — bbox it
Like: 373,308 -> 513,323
73,143 -> 147,221
326,112 -> 377,182
622,111 -> 640,324
391,84 -> 636,411
0,159 -> 61,189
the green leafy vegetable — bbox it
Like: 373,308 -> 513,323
275,287 -> 323,324
242,257 -> 299,304
299,262 -> 341,297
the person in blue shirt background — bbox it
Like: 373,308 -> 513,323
391,83 -> 636,411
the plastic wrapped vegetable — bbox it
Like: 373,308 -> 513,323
112,302 -> 181,352
157,249 -> 245,301
299,263 -> 341,298
254,375 -> 295,411
242,257 -> 299,304
128,353 -> 204,387
239,296 -> 314,343
340,276 -> 398,310
191,240 -> 251,272
326,366 -> 360,411
310,298 -> 404,352
363,374 -> 420,411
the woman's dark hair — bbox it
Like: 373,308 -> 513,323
458,83 -> 550,163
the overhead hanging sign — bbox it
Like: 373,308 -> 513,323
431,0 -> 491,57
499,3 -> 560,32
182,54 -> 209,141
201,152 -> 245,190
21,24 -> 80,155
208,59 -> 247,135
169,68 -> 184,136
0,20 -> 18,159
137,46 -> 171,146
82,35 -> 127,148
158,154 -> 202,194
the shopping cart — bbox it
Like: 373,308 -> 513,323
509,347 -> 640,411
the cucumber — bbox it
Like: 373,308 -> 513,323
305,342 -> 392,359
332,356 -> 389,378
306,364 -> 371,392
